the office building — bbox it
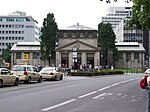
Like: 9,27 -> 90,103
0,11 -> 39,56
101,7 -> 132,29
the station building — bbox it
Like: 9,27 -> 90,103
55,23 -> 100,68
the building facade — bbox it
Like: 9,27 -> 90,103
115,42 -> 145,69
0,11 -> 39,56
114,17 -> 143,43
10,42 -> 43,66
56,23 -> 100,69
101,7 -> 132,29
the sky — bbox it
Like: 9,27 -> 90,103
0,0 -> 133,29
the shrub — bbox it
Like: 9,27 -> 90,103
69,70 -> 124,76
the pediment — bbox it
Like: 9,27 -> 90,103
55,40 -> 100,51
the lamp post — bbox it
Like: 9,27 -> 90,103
43,46 -> 46,66
49,53 -> 51,66
72,46 -> 77,71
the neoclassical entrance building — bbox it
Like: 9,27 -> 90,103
55,23 -> 100,68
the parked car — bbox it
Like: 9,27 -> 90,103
39,67 -> 63,81
11,65 -> 42,84
0,68 -> 19,87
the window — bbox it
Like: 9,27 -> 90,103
64,33 -> 68,37
71,33 -> 76,37
6,18 -> 14,22
16,18 -> 24,22
33,52 -> 36,59
16,53 -> 21,59
126,52 -> 131,61
77,53 -> 81,65
87,53 -> 94,67
61,53 -> 69,66
134,53 -> 139,59
27,67 -> 32,71
88,33 -> 92,38
80,33 -> 84,37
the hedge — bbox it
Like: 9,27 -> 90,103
69,70 -> 124,76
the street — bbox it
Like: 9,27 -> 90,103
0,73 -> 147,112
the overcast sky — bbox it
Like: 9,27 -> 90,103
0,0 -> 132,29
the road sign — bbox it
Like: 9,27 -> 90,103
73,52 -> 77,58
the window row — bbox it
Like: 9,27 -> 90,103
0,30 -> 24,34
16,52 -> 39,59
0,43 -> 15,46
0,24 -> 24,28
0,18 -> 25,22
0,36 -> 24,40
63,32 -> 93,38
119,52 -> 139,60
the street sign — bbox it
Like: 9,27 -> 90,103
73,52 -> 77,58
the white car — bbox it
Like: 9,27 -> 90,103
11,65 -> 42,84
39,67 -> 63,81
0,68 -> 19,87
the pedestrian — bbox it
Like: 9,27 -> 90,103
141,70 -> 150,112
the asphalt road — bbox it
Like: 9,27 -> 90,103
0,73 -> 147,112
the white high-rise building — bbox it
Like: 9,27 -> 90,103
101,7 -> 132,29
0,11 -> 40,56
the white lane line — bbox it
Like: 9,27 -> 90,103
98,78 -> 139,92
98,86 -> 111,91
41,99 -> 76,111
93,93 -> 107,99
41,78 -> 140,111
78,91 -> 97,99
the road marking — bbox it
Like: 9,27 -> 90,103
98,78 -> 139,92
78,91 -> 97,98
41,99 -> 76,111
93,93 -> 113,99
41,77 -> 140,111
98,86 -> 111,91
93,93 -> 107,99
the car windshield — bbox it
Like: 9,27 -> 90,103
11,66 -> 26,71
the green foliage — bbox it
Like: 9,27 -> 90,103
128,0 -> 150,29
98,22 -> 119,67
2,45 -> 11,63
40,13 -> 58,61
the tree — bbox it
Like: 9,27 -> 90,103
128,0 -> 150,29
2,45 -> 11,63
98,22 -> 118,68
40,13 -> 58,66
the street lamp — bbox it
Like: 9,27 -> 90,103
49,53 -> 51,66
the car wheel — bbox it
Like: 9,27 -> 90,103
55,75 -> 60,81
0,80 -> 3,88
14,78 -> 19,86
26,77 -> 31,84
38,76 -> 42,83
60,75 -> 63,80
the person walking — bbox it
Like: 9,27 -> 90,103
146,74 -> 150,112
142,70 -> 150,112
